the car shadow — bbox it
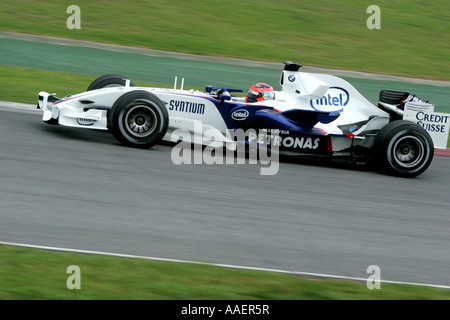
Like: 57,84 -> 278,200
34,123 -> 379,174
34,122 -> 119,146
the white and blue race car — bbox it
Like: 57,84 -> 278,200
37,61 -> 446,177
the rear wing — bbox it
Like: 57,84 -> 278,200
377,90 -> 429,118
377,90 -> 449,148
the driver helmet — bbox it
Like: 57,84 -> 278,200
245,83 -> 274,102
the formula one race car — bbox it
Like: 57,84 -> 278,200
37,61 -> 447,177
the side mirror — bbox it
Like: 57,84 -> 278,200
219,93 -> 232,103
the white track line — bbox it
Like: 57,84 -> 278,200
1,241 -> 449,290
0,101 -> 40,114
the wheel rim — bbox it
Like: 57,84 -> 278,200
124,105 -> 158,138
392,135 -> 425,168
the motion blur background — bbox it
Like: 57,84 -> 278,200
0,0 -> 449,299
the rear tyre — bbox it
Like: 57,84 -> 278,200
109,91 -> 168,148
374,120 -> 434,177
87,74 -> 135,91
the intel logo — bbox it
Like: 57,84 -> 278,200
231,109 -> 249,121
310,87 -> 350,113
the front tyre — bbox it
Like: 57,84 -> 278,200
374,120 -> 434,177
109,91 -> 168,148
87,74 -> 135,91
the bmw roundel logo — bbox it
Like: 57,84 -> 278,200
288,74 -> 296,82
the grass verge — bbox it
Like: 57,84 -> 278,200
0,65 -> 164,103
1,244 -> 449,300
0,0 -> 449,80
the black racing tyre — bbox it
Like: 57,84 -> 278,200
378,90 -> 409,105
87,74 -> 136,91
109,90 -> 168,148
374,120 -> 434,177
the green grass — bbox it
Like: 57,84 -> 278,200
0,65 -> 164,103
1,244 -> 449,300
0,0 -> 449,80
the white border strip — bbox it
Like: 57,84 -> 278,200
1,241 -> 449,290
0,101 -> 40,114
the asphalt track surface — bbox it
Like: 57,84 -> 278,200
1,106 -> 449,287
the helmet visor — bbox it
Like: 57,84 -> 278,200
261,91 -> 275,100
